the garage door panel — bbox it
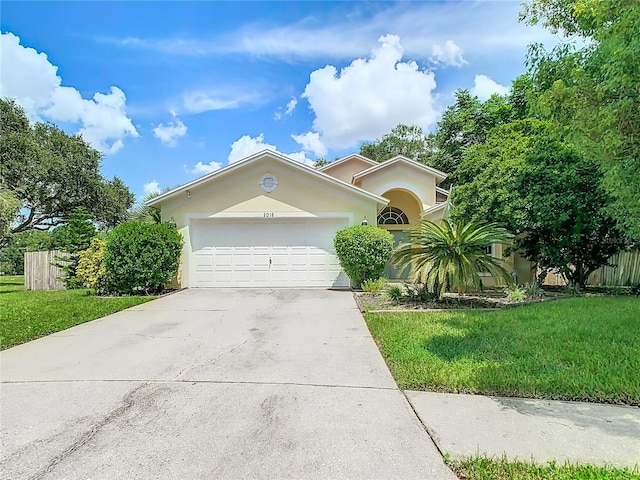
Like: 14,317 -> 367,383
190,218 -> 349,287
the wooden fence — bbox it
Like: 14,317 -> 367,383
543,249 -> 640,286
24,250 -> 69,291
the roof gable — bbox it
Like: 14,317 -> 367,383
353,155 -> 448,184
318,154 -> 378,173
147,150 -> 388,207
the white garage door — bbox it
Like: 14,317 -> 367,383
189,218 -> 349,287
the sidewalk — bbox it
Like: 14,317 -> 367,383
406,391 -> 640,469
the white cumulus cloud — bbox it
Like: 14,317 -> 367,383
290,132 -> 327,157
190,161 -> 223,175
429,40 -> 467,67
143,180 -> 161,196
0,32 -> 138,154
294,35 -> 438,153
153,112 -> 188,146
470,74 -> 510,101
228,134 -> 313,166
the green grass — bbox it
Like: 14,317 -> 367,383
365,297 -> 640,405
449,455 -> 639,480
0,275 -> 155,349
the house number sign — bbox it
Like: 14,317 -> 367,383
263,212 -> 275,218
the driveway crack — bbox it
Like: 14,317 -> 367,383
28,383 -> 148,480
172,339 -> 249,380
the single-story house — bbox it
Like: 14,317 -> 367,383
148,150 -> 534,288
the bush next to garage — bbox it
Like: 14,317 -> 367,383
76,238 -> 109,294
104,222 -> 183,295
334,225 -> 394,288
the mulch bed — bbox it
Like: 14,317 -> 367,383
354,289 -> 567,313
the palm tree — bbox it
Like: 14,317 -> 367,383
391,218 -> 514,299
128,190 -> 163,224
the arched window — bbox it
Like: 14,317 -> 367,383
377,206 -> 409,225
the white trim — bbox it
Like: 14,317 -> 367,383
317,153 -> 377,172
353,155 -> 448,183
147,150 -> 387,207
420,203 -> 447,216
435,186 -> 449,196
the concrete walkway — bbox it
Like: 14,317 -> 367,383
406,391 -> 640,469
0,289 -> 456,480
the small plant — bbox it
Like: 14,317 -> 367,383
523,282 -> 544,298
362,277 -> 386,293
505,286 -> 526,302
386,285 -> 403,302
405,283 -> 436,302
564,283 -> 582,295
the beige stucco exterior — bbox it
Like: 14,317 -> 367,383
150,150 -> 535,287
318,155 -> 377,184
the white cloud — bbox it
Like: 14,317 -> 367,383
429,40 -> 467,67
0,32 -> 138,154
274,96 -> 298,121
285,97 -> 297,115
290,132 -> 327,157
189,161 -> 223,175
153,112 -> 187,146
470,74 -> 510,101
228,134 -> 313,166
143,180 -> 161,196
182,89 -> 261,114
294,35 -> 438,152
101,2 -> 557,61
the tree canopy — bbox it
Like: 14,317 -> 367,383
521,0 -> 640,238
452,119 -> 626,286
0,98 -> 134,246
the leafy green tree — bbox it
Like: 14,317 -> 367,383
430,90 -> 518,185
360,125 -> 432,164
391,219 -> 514,299
521,0 -> 640,238
452,119 -> 626,287
0,98 -> 134,246
0,190 -> 20,247
0,229 -> 55,275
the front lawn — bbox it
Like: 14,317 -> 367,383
449,456 -> 638,480
365,297 -> 640,405
0,275 -> 155,349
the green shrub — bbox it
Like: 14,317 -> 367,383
386,285 -> 403,302
362,277 -> 386,293
104,222 -> 183,295
334,226 -> 394,288
76,238 -> 108,294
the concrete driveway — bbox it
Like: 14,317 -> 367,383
1,289 -> 456,479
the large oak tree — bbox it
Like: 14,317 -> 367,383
0,98 -> 134,247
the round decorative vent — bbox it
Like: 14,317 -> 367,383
259,173 -> 279,193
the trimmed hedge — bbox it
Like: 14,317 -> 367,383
334,225 -> 394,288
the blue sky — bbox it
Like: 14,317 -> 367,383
1,1 -> 557,200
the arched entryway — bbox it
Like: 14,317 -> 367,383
378,189 -> 422,279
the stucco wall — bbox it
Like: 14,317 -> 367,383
321,158 -> 374,184
355,163 -> 437,209
158,156 -> 382,287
